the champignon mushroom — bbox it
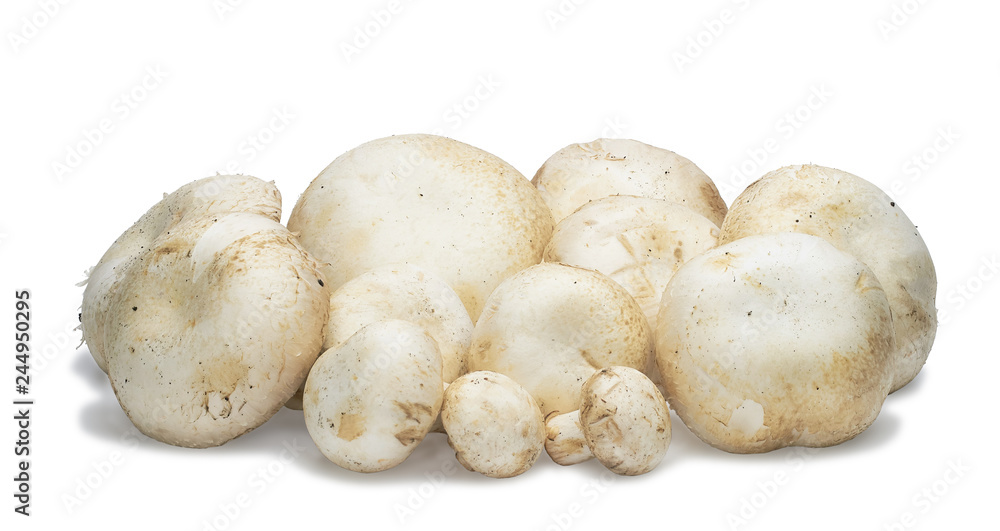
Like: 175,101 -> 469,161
719,164 -> 936,392
87,176 -> 330,448
545,367 -> 671,475
287,134 -> 555,320
531,138 -> 728,226
544,195 -> 720,327
441,371 -> 545,478
285,264 -> 472,410
656,232 -> 895,453
467,262 -> 653,417
303,320 -> 444,473
82,175 -> 283,373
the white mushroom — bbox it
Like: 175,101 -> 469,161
287,134 -> 554,320
719,164 -> 936,392
82,175 -> 283,373
285,264 -> 472,410
467,262 -> 653,417
544,195 -> 720,328
441,371 -> 545,478
656,233 -> 895,453
87,176 -> 330,448
303,320 -> 443,473
532,138 -> 728,226
545,367 -> 671,475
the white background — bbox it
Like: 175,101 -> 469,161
2,0 -> 997,529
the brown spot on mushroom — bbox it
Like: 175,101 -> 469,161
337,413 -> 366,441
394,401 -> 434,423
394,427 -> 425,446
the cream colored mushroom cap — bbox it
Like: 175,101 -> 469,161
531,138 -> 727,226
544,195 -> 719,327
719,164 -> 936,392
580,367 -> 671,476
304,320 -> 443,473
105,211 -> 329,448
468,262 -> 653,416
325,264 -> 472,383
656,232 -> 895,453
287,134 -> 554,320
441,371 -> 545,478
82,175 -> 282,372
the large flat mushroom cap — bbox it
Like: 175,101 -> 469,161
287,134 -> 554,320
719,164 -> 936,391
656,233 -> 895,453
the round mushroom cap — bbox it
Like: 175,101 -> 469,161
719,164 -> 936,392
580,367 -> 671,476
441,371 -> 545,478
105,210 -> 330,448
468,262 -> 653,416
325,264 -> 472,383
287,134 -> 554,320
531,138 -> 727,226
82,175 -> 282,372
656,232 -> 895,453
304,320 -> 444,473
544,195 -> 720,327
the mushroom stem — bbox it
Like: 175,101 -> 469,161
544,410 -> 593,466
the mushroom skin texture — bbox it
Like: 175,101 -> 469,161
544,195 -> 720,327
467,263 -> 653,417
285,264 -> 472,410
287,134 -> 554,320
441,371 -> 545,478
545,367 -> 671,476
719,164 -> 936,392
531,138 -> 727,226
101,199 -> 330,448
304,320 -> 444,473
82,175 -> 282,373
656,233 -> 895,453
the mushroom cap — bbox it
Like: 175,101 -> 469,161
719,164 -> 937,391
324,264 -> 472,383
441,371 -> 545,478
82,175 -> 282,372
304,320 -> 444,473
531,138 -> 728,226
656,233 -> 895,453
105,209 -> 329,448
580,367 -> 671,476
468,262 -> 653,416
544,195 -> 720,327
287,134 -> 554,320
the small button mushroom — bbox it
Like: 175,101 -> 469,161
532,138 -> 728,226
467,262 -> 654,417
86,176 -> 330,448
441,371 -> 545,478
287,134 -> 555,321
719,164 -> 936,392
656,233 -> 896,453
285,264 -> 472,410
546,367 -> 671,475
304,320 -> 443,473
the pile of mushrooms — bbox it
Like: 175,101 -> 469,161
81,134 -> 936,477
